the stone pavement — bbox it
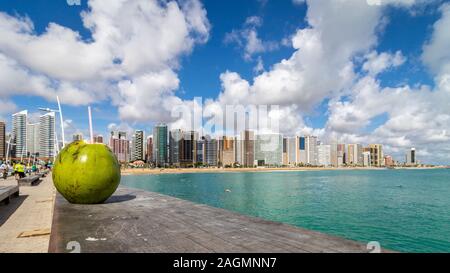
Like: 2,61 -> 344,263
50,186 -> 377,253
0,175 -> 55,253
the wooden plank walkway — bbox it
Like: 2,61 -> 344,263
49,187 -> 375,253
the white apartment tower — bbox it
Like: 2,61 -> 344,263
39,112 -> 55,159
12,110 -> 28,159
27,123 -> 40,156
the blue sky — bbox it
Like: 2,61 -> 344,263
0,0 -> 449,163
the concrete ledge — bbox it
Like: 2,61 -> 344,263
49,186 -> 376,253
0,186 -> 19,205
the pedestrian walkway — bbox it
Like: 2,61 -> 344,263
0,175 -> 55,253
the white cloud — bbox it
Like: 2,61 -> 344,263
0,0 -> 210,119
0,99 -> 16,121
362,50 -> 406,75
212,0 -> 450,163
422,3 -> 450,79
253,56 -> 265,74
224,16 -> 279,60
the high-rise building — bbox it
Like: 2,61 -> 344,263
282,138 -> 288,165
297,136 -> 307,164
240,130 -> 255,167
146,136 -> 153,163
109,131 -> 130,163
406,148 -> 416,165
179,131 -> 198,167
337,144 -> 346,166
12,110 -> 28,159
169,129 -> 182,166
305,136 -> 318,166
196,138 -> 204,164
0,121 -> 6,160
94,135 -> 104,144
73,133 -> 83,142
369,144 -> 383,167
27,123 -> 40,156
219,136 -> 235,167
204,135 -> 218,166
347,144 -> 363,166
286,137 -> 297,166
153,124 -> 168,167
39,112 -> 55,159
255,134 -> 283,166
330,141 -> 338,167
317,144 -> 331,167
363,151 -> 371,167
234,136 -> 242,165
131,130 -> 144,161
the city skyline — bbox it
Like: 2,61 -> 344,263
0,110 -> 440,167
0,0 -> 450,164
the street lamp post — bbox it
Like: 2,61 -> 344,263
57,96 -> 65,148
6,137 -> 17,164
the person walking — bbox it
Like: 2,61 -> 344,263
16,162 -> 26,179
0,162 -> 7,180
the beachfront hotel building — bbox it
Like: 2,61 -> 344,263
0,121 -> 5,159
26,123 -> 40,157
297,136 -> 307,164
255,134 -> 283,166
196,137 -> 204,164
305,135 -> 318,166
169,129 -> 182,166
94,135 -> 104,144
179,131 -> 198,167
12,110 -> 28,159
73,133 -> 83,142
218,136 -> 235,167
153,123 -> 168,167
109,131 -> 130,163
347,144 -> 363,166
363,151 -> 371,167
146,136 -> 153,163
240,130 -> 255,167
337,144 -> 346,166
39,112 -> 55,159
285,137 -> 297,166
234,136 -> 242,165
369,144 -> 384,167
406,148 -> 416,165
317,143 -> 331,167
204,135 -> 218,166
131,130 -> 144,162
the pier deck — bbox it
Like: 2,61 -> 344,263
49,187 -> 374,253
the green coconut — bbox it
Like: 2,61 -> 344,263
52,141 -> 121,204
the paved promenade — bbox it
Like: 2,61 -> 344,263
0,175 -> 55,253
50,186 -> 375,253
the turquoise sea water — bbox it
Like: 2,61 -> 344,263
121,169 -> 450,253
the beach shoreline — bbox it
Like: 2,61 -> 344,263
121,166 -> 447,176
